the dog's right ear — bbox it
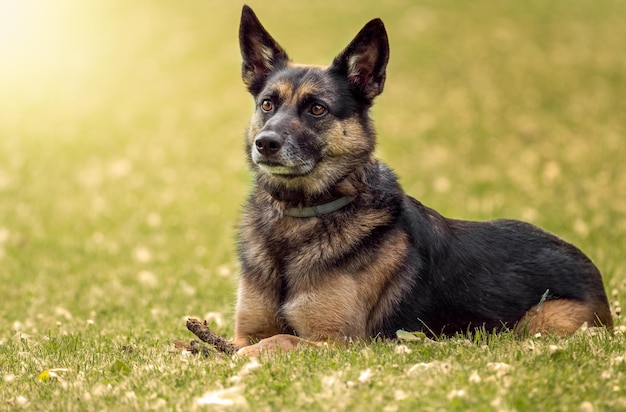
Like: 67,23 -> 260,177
239,5 -> 289,94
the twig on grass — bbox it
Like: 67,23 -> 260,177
186,318 -> 240,355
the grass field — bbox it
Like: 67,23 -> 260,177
1,0 -> 625,410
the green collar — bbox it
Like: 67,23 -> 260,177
284,196 -> 356,218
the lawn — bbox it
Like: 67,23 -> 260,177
1,0 -> 625,410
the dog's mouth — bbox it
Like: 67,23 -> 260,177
256,160 -> 315,177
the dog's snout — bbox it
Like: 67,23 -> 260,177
255,132 -> 283,157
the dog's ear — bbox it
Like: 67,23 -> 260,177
330,19 -> 389,101
239,5 -> 289,94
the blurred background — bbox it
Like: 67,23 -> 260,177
1,0 -> 624,336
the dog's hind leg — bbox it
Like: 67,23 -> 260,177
514,298 -> 613,336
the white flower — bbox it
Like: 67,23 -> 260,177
196,387 -> 247,407
358,368 -> 372,384
394,344 -> 412,354
447,389 -> 466,399
469,370 -> 481,384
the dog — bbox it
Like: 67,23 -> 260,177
233,5 -> 612,356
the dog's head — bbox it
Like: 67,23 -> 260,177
239,5 -> 389,198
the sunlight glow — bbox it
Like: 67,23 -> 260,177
0,0 -> 102,113
0,0 -> 86,82
0,1 -> 48,69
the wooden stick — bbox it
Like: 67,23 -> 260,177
186,318 -> 240,355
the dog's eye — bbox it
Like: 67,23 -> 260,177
260,99 -> 273,112
309,104 -> 327,117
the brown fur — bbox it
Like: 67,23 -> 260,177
515,298 -> 612,336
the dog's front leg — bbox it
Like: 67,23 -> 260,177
233,277 -> 283,347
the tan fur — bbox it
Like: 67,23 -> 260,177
274,79 -> 295,102
282,230 -> 409,339
234,278 -> 282,347
514,298 -> 613,336
237,334 -> 325,357
282,274 -> 367,340
324,116 -> 374,157
360,231 -> 414,332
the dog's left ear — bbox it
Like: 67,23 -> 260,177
330,18 -> 389,101
239,5 -> 289,94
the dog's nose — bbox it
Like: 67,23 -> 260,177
254,132 -> 283,157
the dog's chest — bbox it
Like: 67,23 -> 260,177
256,219 -> 372,339
273,224 -> 410,340
279,272 -> 368,340
239,205 -> 408,339
249,216 -> 359,273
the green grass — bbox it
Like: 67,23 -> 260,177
1,0 -> 625,410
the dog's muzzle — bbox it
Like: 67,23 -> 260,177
252,131 -> 314,176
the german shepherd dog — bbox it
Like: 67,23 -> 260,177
234,5 -> 612,355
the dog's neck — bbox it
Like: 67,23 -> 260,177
257,161 -> 378,217
264,189 -> 354,215
283,195 -> 356,218
260,177 -> 361,218
266,188 -> 343,204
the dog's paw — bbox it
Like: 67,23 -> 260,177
236,334 -> 320,357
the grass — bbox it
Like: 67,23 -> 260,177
1,0 -> 625,410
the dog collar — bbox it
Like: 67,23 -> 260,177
284,196 -> 356,218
